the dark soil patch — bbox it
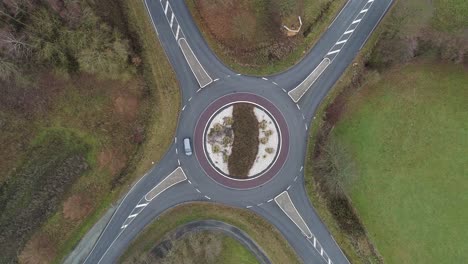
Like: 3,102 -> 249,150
228,104 -> 259,178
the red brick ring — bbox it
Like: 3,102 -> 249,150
194,93 -> 289,189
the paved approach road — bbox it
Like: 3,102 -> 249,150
82,0 -> 393,263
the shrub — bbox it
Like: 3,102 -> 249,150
260,137 -> 269,144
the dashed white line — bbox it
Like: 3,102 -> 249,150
182,105 -> 186,111
302,114 -> 305,120
213,78 -> 219,82
204,195 -> 211,200
305,124 -> 308,131
327,49 -> 340,55
352,18 -> 362,24
121,224 -> 128,229
267,199 -> 273,203
314,236 -> 317,247
188,97 -> 192,102
175,148 -> 178,154
227,75 -> 231,77
246,205 -> 253,208
272,81 -> 278,85
336,39 -> 347,45
257,203 -> 264,206
136,203 -> 148,208
294,176 -> 298,182
300,166 -> 303,172
188,180 -> 192,184
174,137 -> 177,143
321,248 -> 324,255
236,73 -> 241,76
262,77 -> 268,80
296,104 -> 301,110
286,185 -> 291,191
197,88 -> 202,93
344,29 -> 354,35
282,88 -> 287,93
177,159 -> 180,165
195,188 -> 201,193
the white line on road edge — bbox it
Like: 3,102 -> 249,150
175,25 -> 180,39
178,38 -> 213,88
246,205 -> 252,208
262,77 -> 268,80
305,124 -> 308,131
182,105 -> 186,111
329,0 -> 350,28
174,137 -> 177,143
197,88 -> 202,93
204,195 -> 211,200
188,97 -> 192,101
300,166 -> 303,172
360,0 -> 393,50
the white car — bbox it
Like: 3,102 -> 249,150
183,137 -> 192,156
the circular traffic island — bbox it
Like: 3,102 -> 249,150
195,93 -> 289,189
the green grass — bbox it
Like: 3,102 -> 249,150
332,61 -> 468,264
219,235 -> 259,264
185,0 -> 346,75
121,203 -> 300,264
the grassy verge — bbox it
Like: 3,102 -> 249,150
120,203 -> 300,264
185,0 -> 346,75
123,230 -> 258,264
47,0 -> 180,262
304,0 -> 467,263
333,61 -> 468,263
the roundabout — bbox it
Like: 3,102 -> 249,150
194,93 -> 289,189
80,0 -> 395,263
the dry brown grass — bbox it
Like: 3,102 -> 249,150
18,233 -> 56,264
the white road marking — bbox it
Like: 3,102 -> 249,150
196,188 -> 201,193
296,104 -> 301,110
314,237 -> 317,247
213,78 -> 219,82
227,75 -> 230,77
175,148 -> 178,154
327,49 -> 340,55
182,105 -> 186,111
282,88 -> 287,93
188,180 -> 192,184
164,1 -> 169,14
204,195 -> 211,200
197,88 -> 202,93
272,81 -> 278,85
175,25 -> 180,39
267,199 -> 273,203
321,248 -> 324,255
336,39 -> 347,45
360,8 -> 368,13
177,159 -> 180,165
136,203 -> 148,208
305,124 -> 308,130
257,203 -> 264,206
287,185 -> 291,191
302,114 -> 305,119
128,213 -> 138,219
300,166 -> 303,172
262,77 -> 268,80
188,97 -> 192,102
169,13 -> 174,27
352,18 -> 362,24
246,205 -> 252,208
237,73 -> 241,76
121,224 -> 128,229
328,0 -> 350,28
294,176 -> 298,182
344,29 -> 354,34
174,137 -> 177,143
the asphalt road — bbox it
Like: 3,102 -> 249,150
81,0 -> 394,263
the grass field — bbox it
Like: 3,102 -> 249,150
121,203 -> 300,264
185,0 -> 346,75
124,230 -> 258,264
331,61 -> 468,263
